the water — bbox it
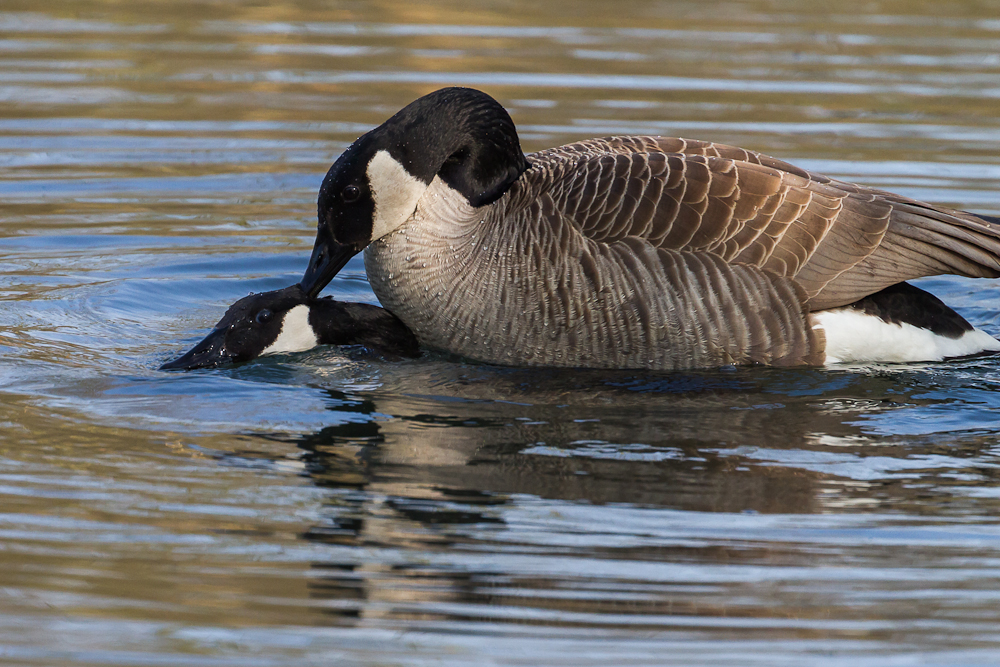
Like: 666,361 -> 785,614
3,1 -> 1000,665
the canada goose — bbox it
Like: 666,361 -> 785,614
160,285 -> 419,370
298,87 -> 1000,370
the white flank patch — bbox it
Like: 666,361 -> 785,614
260,305 -> 319,356
811,309 -> 1000,364
367,149 -> 427,241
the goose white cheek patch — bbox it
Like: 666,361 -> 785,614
260,305 -> 319,355
367,150 -> 427,240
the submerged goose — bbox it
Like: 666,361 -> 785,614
160,285 -> 419,370
299,87 -> 1000,370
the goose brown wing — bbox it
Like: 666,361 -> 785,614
662,137 -> 1000,303
526,137 -> 1000,310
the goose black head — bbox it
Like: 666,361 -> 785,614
160,285 -> 419,370
300,87 -> 529,297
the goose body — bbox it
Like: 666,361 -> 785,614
160,285 -> 419,370
300,87 -> 1000,370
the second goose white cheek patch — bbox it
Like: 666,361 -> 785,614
261,305 -> 319,356
367,150 -> 426,241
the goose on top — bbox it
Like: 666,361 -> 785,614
298,87 -> 1000,370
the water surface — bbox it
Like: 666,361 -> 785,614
3,1 -> 1000,665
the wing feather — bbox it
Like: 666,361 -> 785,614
523,136 -> 1000,313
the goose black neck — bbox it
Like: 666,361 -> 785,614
309,299 -> 419,357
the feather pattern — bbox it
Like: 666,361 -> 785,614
364,135 -> 1000,370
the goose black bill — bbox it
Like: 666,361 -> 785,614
299,225 -> 359,298
159,326 -> 235,371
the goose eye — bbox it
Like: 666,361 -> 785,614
255,309 -> 273,324
342,185 -> 360,203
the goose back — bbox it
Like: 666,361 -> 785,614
365,135 -> 1000,370
552,136 -> 1000,309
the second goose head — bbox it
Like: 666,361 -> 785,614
160,285 -> 419,370
300,87 -> 529,297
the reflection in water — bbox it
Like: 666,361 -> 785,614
289,362 -> 998,511
224,364 -> 1000,642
